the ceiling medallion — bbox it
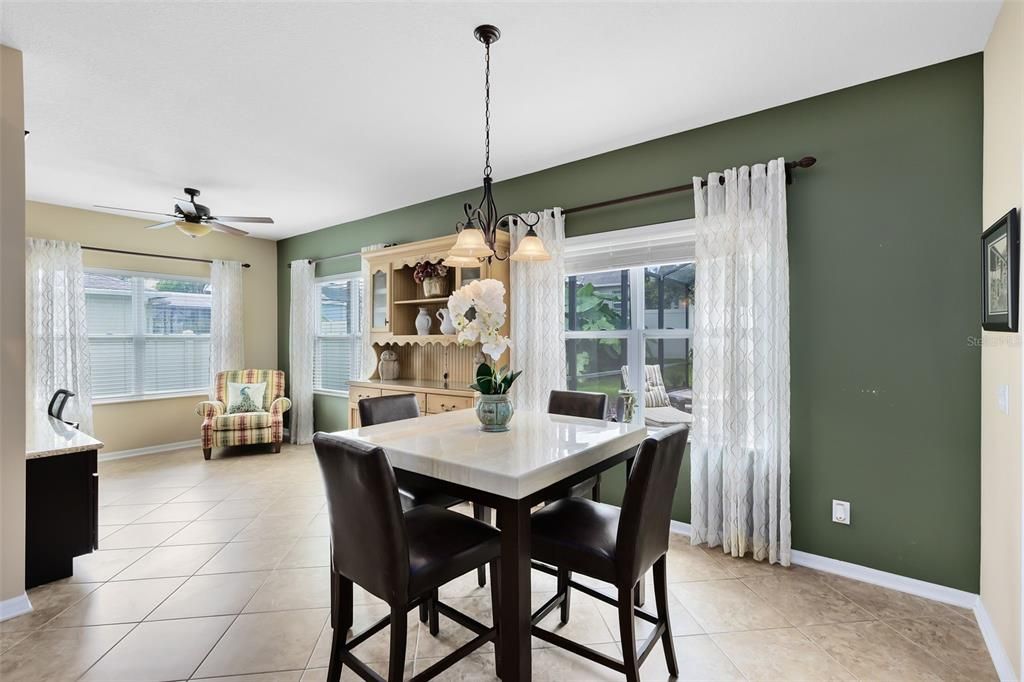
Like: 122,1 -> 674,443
445,24 -> 550,267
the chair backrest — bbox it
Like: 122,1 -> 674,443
313,432 -> 410,604
616,423 -> 689,584
214,369 -> 285,411
620,365 -> 670,408
547,389 -> 608,420
359,393 -> 420,426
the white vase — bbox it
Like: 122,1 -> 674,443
435,308 -> 456,335
415,307 -> 432,335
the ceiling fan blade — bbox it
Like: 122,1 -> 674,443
94,205 -> 178,218
175,201 -> 198,216
208,221 -> 249,236
209,215 -> 274,224
145,220 -> 178,230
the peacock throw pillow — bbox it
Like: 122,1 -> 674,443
227,382 -> 267,414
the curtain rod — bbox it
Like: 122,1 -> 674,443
287,249 -> 365,269
562,156 -> 817,216
82,246 -> 251,268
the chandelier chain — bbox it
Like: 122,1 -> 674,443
484,41 -> 491,177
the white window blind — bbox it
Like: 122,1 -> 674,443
314,275 -> 363,394
85,270 -> 212,400
564,219 -> 696,275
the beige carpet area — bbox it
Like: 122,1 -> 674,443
0,443 -> 997,681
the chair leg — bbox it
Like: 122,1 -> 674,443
618,585 -> 641,682
272,441 -> 281,454
418,601 -> 429,623
327,625 -> 345,682
328,573 -> 353,682
387,607 -> 408,682
488,558 -> 501,675
428,588 -> 440,636
591,474 -> 601,502
473,504 -> 491,587
634,578 -> 646,607
203,447 -> 211,460
653,555 -> 678,677
557,567 -> 572,625
331,572 -> 353,631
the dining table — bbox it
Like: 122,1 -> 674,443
334,407 -> 648,681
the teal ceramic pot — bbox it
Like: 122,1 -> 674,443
476,393 -> 514,432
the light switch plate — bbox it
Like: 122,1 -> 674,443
832,499 -> 851,525
999,384 -> 1010,415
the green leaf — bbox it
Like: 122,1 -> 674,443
499,369 -> 522,394
475,363 -> 496,394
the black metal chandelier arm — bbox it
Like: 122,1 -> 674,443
499,211 -> 540,229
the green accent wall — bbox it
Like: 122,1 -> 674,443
278,55 -> 982,592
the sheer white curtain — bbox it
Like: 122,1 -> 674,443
510,208 -> 567,411
690,160 -> 791,565
26,239 -> 94,434
289,259 -> 315,444
210,260 -> 245,394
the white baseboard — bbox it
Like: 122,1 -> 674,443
974,599 -> 1018,681
99,439 -> 201,462
0,593 -> 32,622
669,524 -> 1015,679
788,549 -> 978,609
668,523 -> 975,608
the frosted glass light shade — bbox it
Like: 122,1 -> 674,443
510,231 -> 551,262
449,226 -> 494,258
176,221 -> 213,239
443,253 -> 481,268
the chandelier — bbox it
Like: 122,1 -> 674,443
444,25 -> 550,267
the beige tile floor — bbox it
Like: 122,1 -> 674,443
0,444 -> 997,681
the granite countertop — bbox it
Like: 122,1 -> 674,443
26,414 -> 104,459
336,409 -> 646,499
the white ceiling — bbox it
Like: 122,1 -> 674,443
2,1 -> 1000,240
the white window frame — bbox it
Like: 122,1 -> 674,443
86,268 -> 212,404
313,272 -> 363,398
564,221 -> 696,423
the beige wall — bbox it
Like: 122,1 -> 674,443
26,201 -> 278,453
1,46 -> 27,605
982,1 -> 1024,675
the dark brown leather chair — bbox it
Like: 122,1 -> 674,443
313,432 -> 501,682
547,390 -> 608,500
359,394 -> 491,589
529,424 -> 689,682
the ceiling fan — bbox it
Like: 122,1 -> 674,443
95,187 -> 274,238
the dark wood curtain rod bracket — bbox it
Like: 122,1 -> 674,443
563,156 -> 816,216
81,246 -> 251,268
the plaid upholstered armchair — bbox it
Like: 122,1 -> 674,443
195,369 -> 291,460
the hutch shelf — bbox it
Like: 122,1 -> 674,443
349,232 -> 511,428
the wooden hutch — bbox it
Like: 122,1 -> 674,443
347,232 -> 511,428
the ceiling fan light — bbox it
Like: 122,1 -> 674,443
510,229 -> 551,262
448,226 -> 494,258
176,221 -> 212,239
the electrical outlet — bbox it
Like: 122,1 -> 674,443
832,500 -> 851,525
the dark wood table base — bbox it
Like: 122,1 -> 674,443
398,446 -> 638,681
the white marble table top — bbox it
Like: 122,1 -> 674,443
332,409 -> 647,499
26,414 -> 104,459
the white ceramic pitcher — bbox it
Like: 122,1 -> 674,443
436,308 -> 457,335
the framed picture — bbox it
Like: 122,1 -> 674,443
982,208 -> 1020,332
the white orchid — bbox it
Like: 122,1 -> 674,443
447,279 -> 511,363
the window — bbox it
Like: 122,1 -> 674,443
314,275 -> 363,394
86,271 -> 212,400
565,262 -> 694,418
